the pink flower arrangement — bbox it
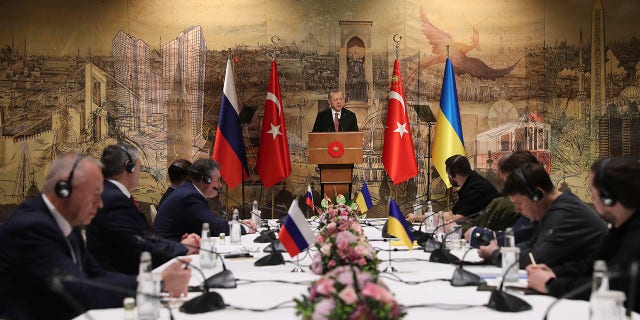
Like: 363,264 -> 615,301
311,204 -> 379,275
295,266 -> 405,320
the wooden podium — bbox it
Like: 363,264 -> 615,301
308,132 -> 363,198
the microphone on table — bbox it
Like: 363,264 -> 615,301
411,210 -> 443,251
175,256 -> 226,314
254,240 -> 285,267
450,247 -> 485,287
486,260 -> 532,312
429,208 -> 491,264
134,234 -> 237,289
214,186 -> 288,223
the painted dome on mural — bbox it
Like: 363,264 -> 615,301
620,86 -> 640,101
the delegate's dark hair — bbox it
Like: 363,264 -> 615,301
187,158 -> 220,183
503,162 -> 554,197
498,151 -> 541,175
590,157 -> 640,209
100,143 -> 139,178
168,159 -> 192,184
445,155 -> 472,176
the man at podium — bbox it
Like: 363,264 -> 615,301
310,90 -> 361,199
312,90 -> 358,132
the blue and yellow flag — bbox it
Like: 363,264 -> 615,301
387,199 -> 415,250
432,58 -> 466,188
354,181 -> 373,213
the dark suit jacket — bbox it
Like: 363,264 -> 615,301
547,208 -> 640,313
154,182 -> 239,241
312,108 -> 358,132
86,180 -> 187,275
157,186 -> 175,209
0,196 -> 136,320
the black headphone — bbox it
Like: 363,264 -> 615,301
513,167 -> 543,202
597,158 -> 616,207
188,167 -> 212,184
116,145 -> 135,174
55,155 -> 84,198
448,155 -> 463,177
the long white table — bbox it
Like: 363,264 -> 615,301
75,220 -> 639,320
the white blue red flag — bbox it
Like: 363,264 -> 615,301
212,59 -> 249,189
278,198 -> 316,257
305,185 -> 314,210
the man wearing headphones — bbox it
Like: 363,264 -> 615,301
0,152 -> 191,319
478,163 -> 608,269
154,158 -> 257,242
408,154 -> 501,223
158,158 -> 192,209
86,144 -> 200,275
526,157 -> 640,312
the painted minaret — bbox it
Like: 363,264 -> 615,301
590,0 -> 606,158
166,61 -> 193,163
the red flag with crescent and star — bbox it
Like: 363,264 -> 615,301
257,59 -> 291,188
382,59 -> 418,185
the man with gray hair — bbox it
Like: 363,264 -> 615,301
0,152 -> 191,319
86,143 -> 199,275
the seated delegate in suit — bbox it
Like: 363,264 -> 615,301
407,155 -> 501,223
0,153 -> 191,320
154,158 -> 256,242
527,157 -> 640,313
312,90 -> 358,132
86,144 -> 199,275
464,151 -> 540,248
158,158 -> 192,209
478,163 -> 608,269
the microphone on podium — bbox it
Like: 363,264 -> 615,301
486,260 -> 532,312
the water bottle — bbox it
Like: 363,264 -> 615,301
425,201 -> 435,232
591,260 -> 609,293
123,297 -> 136,320
413,198 -> 423,218
230,209 -> 242,244
200,223 -> 215,269
137,251 -> 157,320
251,200 -> 262,229
589,260 -> 620,320
500,228 -> 519,283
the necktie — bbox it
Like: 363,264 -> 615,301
131,195 -> 154,233
130,195 -> 141,212
66,231 -> 83,271
333,112 -> 339,132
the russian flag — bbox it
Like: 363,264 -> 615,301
212,59 -> 249,189
305,185 -> 314,210
278,198 -> 316,257
387,199 -> 415,250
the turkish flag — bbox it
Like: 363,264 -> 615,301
257,60 -> 291,188
382,59 -> 418,185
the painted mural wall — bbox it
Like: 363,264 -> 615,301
1,0 -> 639,219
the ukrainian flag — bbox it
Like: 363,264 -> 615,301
432,58 -> 466,188
387,199 -> 415,250
354,181 -> 373,213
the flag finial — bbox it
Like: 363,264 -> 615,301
393,33 -> 402,59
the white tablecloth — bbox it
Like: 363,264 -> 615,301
75,220 -> 639,320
